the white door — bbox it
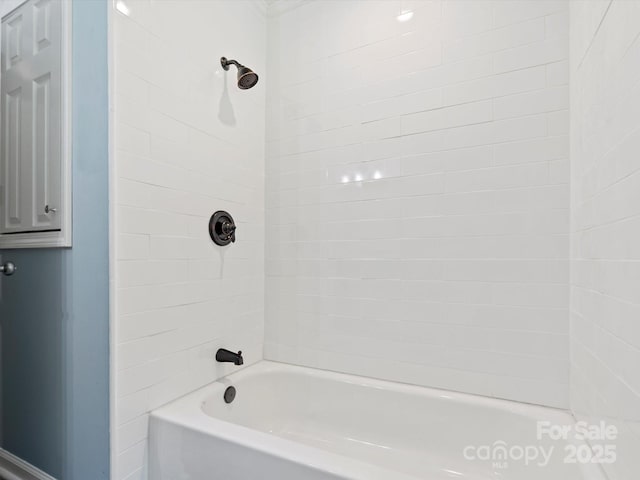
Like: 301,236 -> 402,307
1,0 -> 62,234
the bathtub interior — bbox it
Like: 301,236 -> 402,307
194,363 -> 604,480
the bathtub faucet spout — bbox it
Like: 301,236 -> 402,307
216,348 -> 244,365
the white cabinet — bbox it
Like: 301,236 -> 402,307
0,0 -> 71,248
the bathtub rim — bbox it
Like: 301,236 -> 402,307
150,360 -> 607,480
154,360 -> 576,422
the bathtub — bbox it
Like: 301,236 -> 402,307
149,361 -> 607,480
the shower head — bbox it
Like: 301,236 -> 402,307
220,57 -> 259,90
236,65 -> 259,90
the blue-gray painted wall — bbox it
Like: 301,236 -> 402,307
0,1 -> 110,478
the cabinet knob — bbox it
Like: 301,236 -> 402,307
45,205 -> 57,214
0,262 -> 16,276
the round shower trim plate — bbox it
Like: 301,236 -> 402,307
209,210 -> 237,246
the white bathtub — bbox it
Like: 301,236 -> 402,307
149,361 -> 606,480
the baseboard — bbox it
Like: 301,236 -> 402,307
0,450 -> 56,480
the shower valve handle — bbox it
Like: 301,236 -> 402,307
221,221 -> 236,236
221,221 -> 236,243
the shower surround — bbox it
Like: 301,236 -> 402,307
265,0 -> 570,408
109,1 -> 640,480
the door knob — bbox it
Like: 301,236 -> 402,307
45,205 -> 57,214
0,262 -> 16,276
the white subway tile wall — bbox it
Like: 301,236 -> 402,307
265,0 -> 570,408
112,1 -> 266,479
570,1 -> 640,479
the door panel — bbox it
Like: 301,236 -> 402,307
5,13 -> 22,69
32,73 -> 51,228
33,0 -> 51,54
3,87 -> 23,231
30,0 -> 61,230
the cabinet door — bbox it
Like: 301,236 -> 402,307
1,9 -> 27,233
1,0 -> 62,234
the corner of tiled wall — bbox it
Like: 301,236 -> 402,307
569,1 -> 640,479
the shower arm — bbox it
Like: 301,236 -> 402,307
221,57 -> 242,71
